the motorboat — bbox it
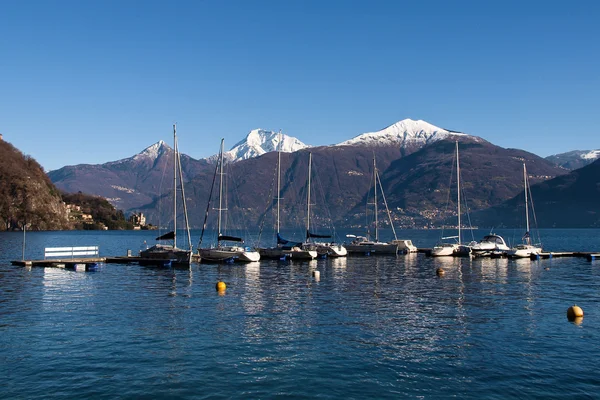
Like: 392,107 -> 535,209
470,234 -> 510,257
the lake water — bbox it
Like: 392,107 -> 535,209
1,229 -> 599,398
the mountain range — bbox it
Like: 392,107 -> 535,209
48,118 -> 599,229
544,149 -> 600,170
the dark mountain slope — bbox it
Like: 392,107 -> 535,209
376,137 -> 567,228
49,142 -> 210,211
0,138 -> 71,230
472,159 -> 600,228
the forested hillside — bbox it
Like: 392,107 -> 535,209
0,138 -> 71,230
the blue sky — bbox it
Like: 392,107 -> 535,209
1,0 -> 598,171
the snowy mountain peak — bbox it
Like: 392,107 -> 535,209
106,141 -> 172,166
134,140 -> 171,161
336,118 -> 466,148
581,150 -> 600,160
221,129 -> 309,162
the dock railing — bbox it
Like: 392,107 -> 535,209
44,246 -> 99,259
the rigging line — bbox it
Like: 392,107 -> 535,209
198,156 -> 220,248
256,155 -> 278,246
526,171 -> 542,246
175,130 -> 192,251
365,158 -> 376,240
376,170 -> 397,241
440,149 -> 457,241
458,169 -> 475,242
228,161 -> 255,245
155,144 -> 170,236
312,157 -> 338,238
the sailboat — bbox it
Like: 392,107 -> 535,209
198,139 -> 260,263
345,156 -> 399,255
431,141 -> 472,257
507,163 -> 543,258
140,124 -> 193,266
304,152 -> 347,257
258,134 -> 317,260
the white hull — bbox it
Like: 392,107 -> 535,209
199,246 -> 260,263
346,242 -> 398,255
315,243 -> 347,257
507,245 -> 542,258
431,244 -> 471,257
431,244 -> 458,257
470,234 -> 510,257
390,239 -> 418,253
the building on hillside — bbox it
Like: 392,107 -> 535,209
129,212 -> 147,229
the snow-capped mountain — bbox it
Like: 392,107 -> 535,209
546,149 -> 600,170
336,118 -> 468,148
107,140 -> 172,166
211,129 -> 310,163
581,150 -> 600,160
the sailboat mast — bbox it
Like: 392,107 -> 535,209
456,141 -> 461,245
173,124 -> 177,249
373,156 -> 378,242
218,138 -> 225,238
176,130 -> 192,250
523,163 -> 530,244
277,131 -> 281,234
307,152 -> 312,239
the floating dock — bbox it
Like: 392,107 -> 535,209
530,252 -> 597,260
11,258 -> 105,271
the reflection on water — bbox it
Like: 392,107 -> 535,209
2,230 -> 600,398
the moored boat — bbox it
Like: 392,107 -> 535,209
431,141 -> 472,258
140,124 -> 193,266
198,139 -> 260,263
256,132 -> 317,261
508,163 -> 542,259
345,235 -> 398,255
470,233 -> 510,257
345,156 -> 404,256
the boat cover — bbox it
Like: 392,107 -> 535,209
277,233 -> 302,248
306,230 -> 332,239
156,231 -> 175,240
218,234 -> 243,243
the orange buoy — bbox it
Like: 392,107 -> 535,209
216,281 -> 227,291
436,268 -> 445,277
567,305 -> 584,321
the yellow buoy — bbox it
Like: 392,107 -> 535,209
436,268 -> 445,277
567,305 -> 584,321
216,281 -> 227,291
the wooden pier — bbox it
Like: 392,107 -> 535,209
529,252 -> 598,260
11,258 -> 105,270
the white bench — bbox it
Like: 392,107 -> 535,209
44,246 -> 99,259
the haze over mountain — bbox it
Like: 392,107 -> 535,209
545,149 -> 600,170
472,158 -> 600,228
